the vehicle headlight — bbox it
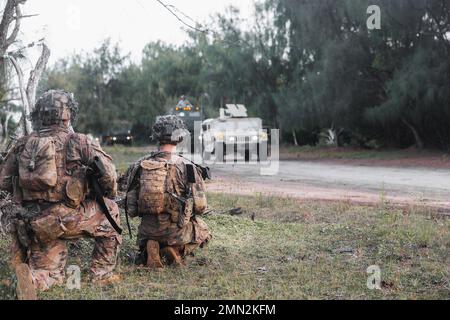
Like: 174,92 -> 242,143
252,135 -> 258,142
113,137 -> 117,141
259,132 -> 268,141
127,136 -> 131,140
215,132 -> 225,141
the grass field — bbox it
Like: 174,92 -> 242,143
0,145 -> 448,300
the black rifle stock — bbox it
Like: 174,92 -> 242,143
88,157 -> 126,236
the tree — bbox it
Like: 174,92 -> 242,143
1,0 -> 50,143
41,0 -> 450,149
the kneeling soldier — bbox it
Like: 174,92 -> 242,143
0,90 -> 122,299
123,115 -> 211,269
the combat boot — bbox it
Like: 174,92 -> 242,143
92,274 -> 122,286
146,240 -> 164,270
15,263 -> 37,300
161,246 -> 184,267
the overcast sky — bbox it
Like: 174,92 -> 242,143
19,0 -> 255,64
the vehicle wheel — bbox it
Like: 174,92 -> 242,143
233,144 -> 238,163
244,149 -> 250,162
258,142 -> 268,162
215,142 -> 225,162
202,143 -> 211,161
203,150 -> 211,161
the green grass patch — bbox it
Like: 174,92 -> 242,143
0,194 -> 448,300
103,145 -> 154,173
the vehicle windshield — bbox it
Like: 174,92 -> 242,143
177,111 -> 201,118
214,119 -> 261,131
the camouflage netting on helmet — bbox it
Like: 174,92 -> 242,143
31,89 -> 79,129
152,115 -> 188,145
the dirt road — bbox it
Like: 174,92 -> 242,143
207,160 -> 450,210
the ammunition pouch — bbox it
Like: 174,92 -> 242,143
12,203 -> 43,248
30,203 -> 77,243
64,170 -> 87,209
177,197 -> 194,229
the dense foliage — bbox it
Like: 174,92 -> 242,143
40,0 -> 450,149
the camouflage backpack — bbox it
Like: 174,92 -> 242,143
18,135 -> 58,192
137,158 -> 171,216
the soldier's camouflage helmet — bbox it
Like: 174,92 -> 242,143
31,90 -> 78,128
152,115 -> 188,145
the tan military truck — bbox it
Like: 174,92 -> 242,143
200,104 -> 269,162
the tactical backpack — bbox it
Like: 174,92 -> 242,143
17,131 -> 88,208
138,159 -> 171,215
18,135 -> 58,191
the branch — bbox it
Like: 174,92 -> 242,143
5,3 -> 21,48
26,43 -> 50,108
0,98 -> 21,104
0,0 -> 16,53
6,38 -> 45,56
7,54 -> 32,135
16,13 -> 38,19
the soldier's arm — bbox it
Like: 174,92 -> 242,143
70,134 -> 118,199
0,150 -> 17,193
192,167 -> 207,215
90,142 -> 118,199
0,141 -> 24,193
124,162 -> 141,219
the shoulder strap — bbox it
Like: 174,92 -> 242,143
126,154 -> 155,192
179,154 -> 211,181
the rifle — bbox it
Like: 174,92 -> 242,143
179,155 -> 211,181
198,165 -> 211,181
168,164 -> 197,228
88,156 -> 129,236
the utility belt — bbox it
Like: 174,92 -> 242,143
14,201 -> 53,249
20,200 -> 56,218
136,193 -> 194,229
15,199 -> 74,247
167,192 -> 194,229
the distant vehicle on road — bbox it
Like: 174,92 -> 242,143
103,129 -> 134,146
172,96 -> 204,134
200,104 -> 268,161
168,96 -> 205,151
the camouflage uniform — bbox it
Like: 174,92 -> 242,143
125,152 -> 211,252
0,90 -> 121,291
123,116 -> 211,267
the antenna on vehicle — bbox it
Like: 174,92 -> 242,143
220,104 -> 248,119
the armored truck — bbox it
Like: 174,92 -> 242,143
200,104 -> 268,161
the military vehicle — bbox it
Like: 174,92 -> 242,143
172,96 -> 203,134
168,96 -> 205,152
102,121 -> 134,146
103,129 -> 134,146
200,104 -> 268,161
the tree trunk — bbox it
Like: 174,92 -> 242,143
8,55 -> 32,135
292,130 -> 298,146
27,44 -> 51,108
401,117 -> 424,149
1,112 -> 12,147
